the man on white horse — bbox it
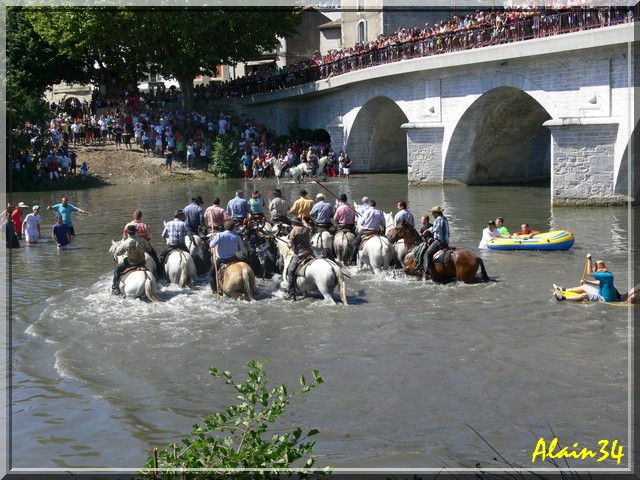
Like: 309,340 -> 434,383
350,199 -> 386,264
123,210 -> 163,277
334,193 -> 357,234
285,216 -> 314,301
269,188 -> 290,226
112,225 -> 156,296
290,189 -> 314,223
158,209 -> 195,267
310,193 -> 334,232
208,220 -> 244,295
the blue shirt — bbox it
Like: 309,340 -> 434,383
52,222 -> 69,246
183,202 -> 204,232
50,203 -> 79,227
394,209 -> 415,227
360,207 -> 385,231
310,201 -> 334,224
226,196 -> 249,220
209,230 -> 244,260
431,215 -> 449,243
594,271 -> 617,302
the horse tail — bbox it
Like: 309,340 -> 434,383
144,271 -> 162,303
179,252 -> 188,288
242,267 -> 255,301
478,256 -> 490,282
331,262 -> 348,306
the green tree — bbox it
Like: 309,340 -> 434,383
6,7 -> 88,131
140,360 -> 327,479
208,133 -> 241,179
25,6 -> 302,110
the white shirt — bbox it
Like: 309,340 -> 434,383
478,227 -> 503,249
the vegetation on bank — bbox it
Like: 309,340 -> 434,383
139,360 -> 327,479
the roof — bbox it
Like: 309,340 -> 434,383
318,18 -> 341,29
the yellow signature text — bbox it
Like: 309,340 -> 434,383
531,437 -> 624,465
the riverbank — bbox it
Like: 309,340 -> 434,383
11,142 -> 213,193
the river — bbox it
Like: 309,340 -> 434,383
5,174 -> 634,474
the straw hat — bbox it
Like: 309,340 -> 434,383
430,205 -> 443,214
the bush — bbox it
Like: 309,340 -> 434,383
140,359 -> 327,479
208,133 -> 241,179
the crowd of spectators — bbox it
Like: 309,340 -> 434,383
220,5 -> 636,97
13,4 -> 636,184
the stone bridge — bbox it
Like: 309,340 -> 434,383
236,22 -> 637,205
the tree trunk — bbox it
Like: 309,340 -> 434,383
177,75 -> 194,111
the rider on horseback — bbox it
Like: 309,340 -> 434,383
158,209 -> 195,268
310,193 -> 334,232
285,216 -> 314,301
208,220 -> 244,295
422,205 -> 450,280
350,199 -> 386,263
112,225 -> 156,296
334,193 -> 357,234
269,188 -> 291,226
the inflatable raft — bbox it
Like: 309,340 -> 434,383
488,230 -> 575,251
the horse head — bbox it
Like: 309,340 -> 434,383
109,239 -> 124,262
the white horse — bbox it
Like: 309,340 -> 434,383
109,241 -> 161,302
165,249 -> 197,288
356,234 -> 392,275
185,234 -> 203,254
277,241 -> 348,305
384,211 -> 405,267
289,165 -> 305,184
311,229 -> 333,252
333,229 -> 356,265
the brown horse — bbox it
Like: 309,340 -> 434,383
387,220 -> 489,284
221,262 -> 256,300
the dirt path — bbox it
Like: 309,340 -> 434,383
72,142 -> 211,185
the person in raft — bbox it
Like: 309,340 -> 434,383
553,254 -> 619,302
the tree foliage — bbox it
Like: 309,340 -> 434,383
6,7 -> 88,129
208,133 -> 241,179
140,360 -> 327,479
24,6 -> 302,108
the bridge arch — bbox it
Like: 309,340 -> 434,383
443,86 -> 553,185
614,120 -> 639,201
346,96 -> 409,172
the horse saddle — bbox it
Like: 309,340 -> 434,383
358,231 -> 380,251
433,246 -> 454,264
294,255 -> 316,277
216,262 -> 231,289
122,264 -> 147,281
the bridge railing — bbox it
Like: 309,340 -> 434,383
231,8 -> 635,98
319,9 -> 633,78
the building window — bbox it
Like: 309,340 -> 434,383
357,20 -> 367,43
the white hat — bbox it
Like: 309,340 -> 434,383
17,202 -> 29,208
316,193 -> 324,199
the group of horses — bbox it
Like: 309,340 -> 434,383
272,156 -> 331,184
108,210 -> 489,304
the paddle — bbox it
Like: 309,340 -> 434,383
580,256 -> 589,284
312,179 -> 362,217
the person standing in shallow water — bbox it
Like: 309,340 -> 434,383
47,197 -> 89,243
52,214 -> 69,250
22,205 -> 42,244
